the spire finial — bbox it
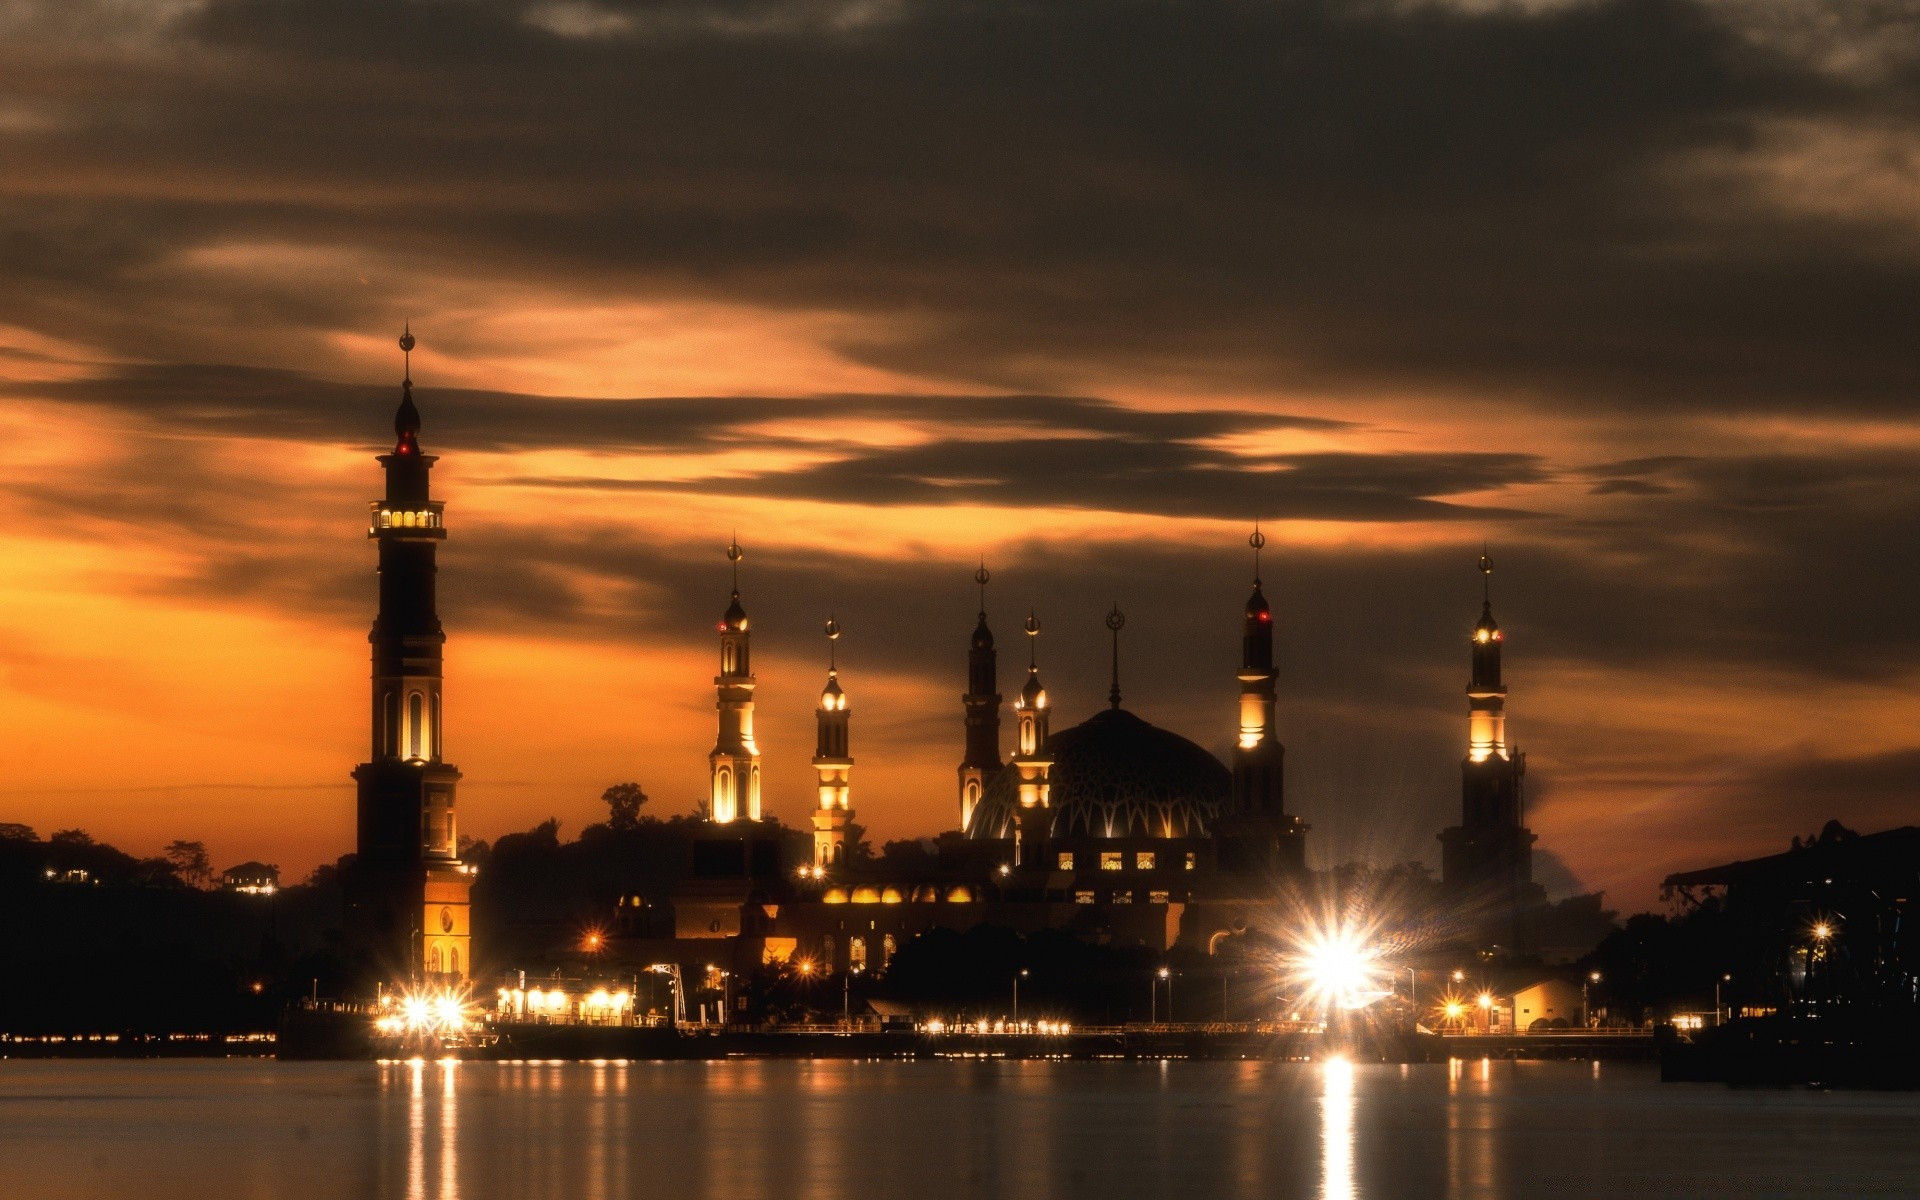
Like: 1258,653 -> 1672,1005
825,615 -> 841,670
1479,544 -> 1493,605
1024,610 -> 1040,669
1250,522 -> 1267,586
392,325 -> 421,449
1105,603 -> 1127,710
727,534 -> 743,594
975,560 -> 990,616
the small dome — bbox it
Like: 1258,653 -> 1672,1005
965,707 -> 1230,840
723,591 -> 748,631
972,614 -> 994,651
1246,582 -> 1271,622
1020,669 -> 1046,708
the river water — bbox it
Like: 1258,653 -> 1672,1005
2,1057 -> 1916,1198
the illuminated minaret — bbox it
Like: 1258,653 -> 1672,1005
1010,612 -> 1053,869
812,618 -> 853,869
349,327 -> 471,985
1215,524 -> 1307,875
957,563 -> 1002,831
1440,550 -> 1538,940
708,538 -> 762,823
1231,525 -> 1284,817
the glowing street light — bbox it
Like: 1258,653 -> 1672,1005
1285,925 -> 1387,1014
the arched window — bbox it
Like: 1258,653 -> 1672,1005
849,937 -> 867,971
407,692 -> 424,760
449,947 -> 460,976
882,934 -> 896,969
821,935 -> 835,969
383,692 -> 399,758
833,843 -> 844,866
429,945 -> 442,974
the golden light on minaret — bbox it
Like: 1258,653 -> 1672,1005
812,616 -> 854,869
708,536 -> 761,823
1010,610 -> 1054,868
1466,548 -> 1507,765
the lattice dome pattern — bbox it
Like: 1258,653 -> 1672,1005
964,708 -> 1231,840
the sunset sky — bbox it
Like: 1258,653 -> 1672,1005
0,0 -> 1916,910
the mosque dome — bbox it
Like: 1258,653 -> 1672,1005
964,708 -> 1230,840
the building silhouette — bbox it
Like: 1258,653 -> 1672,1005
346,330 -> 473,986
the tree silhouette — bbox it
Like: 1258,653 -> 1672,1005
164,839 -> 213,890
601,782 -> 649,831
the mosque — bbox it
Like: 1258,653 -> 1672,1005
342,337 -> 1545,994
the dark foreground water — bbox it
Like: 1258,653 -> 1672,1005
3,1057 -> 1918,1199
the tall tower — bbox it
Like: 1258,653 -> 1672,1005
812,618 -> 853,869
1232,525 -> 1285,816
349,328 -> 471,986
957,563 -> 1002,831
709,538 -> 762,823
1010,613 -> 1053,870
1439,550 -> 1539,942
1215,524 -> 1308,875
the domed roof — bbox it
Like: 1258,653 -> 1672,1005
964,707 -> 1230,841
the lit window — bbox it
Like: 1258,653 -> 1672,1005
1100,852 -> 1123,871
407,692 -> 425,760
1136,852 -> 1156,870
1056,852 -> 1075,870
1111,891 -> 1133,905
850,937 -> 868,971
882,934 -> 896,968
1075,890 -> 1095,905
1184,852 -> 1196,871
1149,891 -> 1170,905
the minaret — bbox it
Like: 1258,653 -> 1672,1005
708,537 -> 762,823
812,618 -> 853,869
1215,523 -> 1307,876
1010,612 -> 1053,869
957,563 -> 1002,831
1440,549 -> 1538,941
1232,525 -> 1285,817
349,327 -> 471,986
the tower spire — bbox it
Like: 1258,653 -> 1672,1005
957,565 -> 1004,832
1252,522 -> 1265,585
1480,544 -> 1493,606
1106,604 -> 1126,710
812,616 -> 852,868
352,325 -> 468,988
710,537 -> 760,823
1011,609 -> 1053,868
393,325 -> 421,455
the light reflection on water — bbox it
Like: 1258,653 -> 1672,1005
5,1057 -> 1920,1199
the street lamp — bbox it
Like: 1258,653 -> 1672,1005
1155,966 -> 1172,1024
1013,968 -> 1029,1026
843,965 -> 862,1027
1582,971 -> 1601,1028
1714,973 -> 1731,1026
705,964 -> 732,1027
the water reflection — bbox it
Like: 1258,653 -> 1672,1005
1320,1059 -> 1356,1200
298,1057 -> 1920,1200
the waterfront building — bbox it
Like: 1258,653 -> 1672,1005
346,330 -> 473,987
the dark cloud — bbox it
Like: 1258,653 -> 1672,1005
8,363 -> 1344,454
0,0 -> 1913,408
514,440 -> 1547,521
